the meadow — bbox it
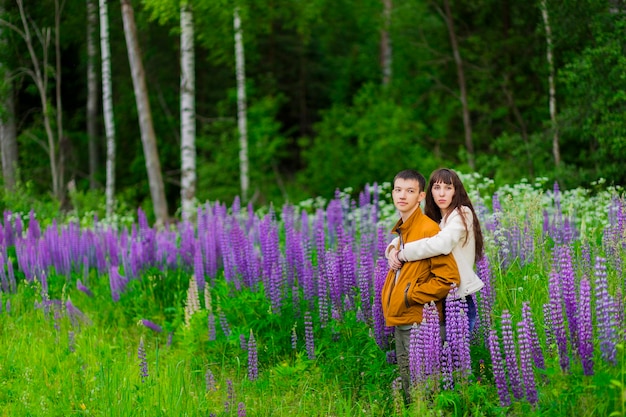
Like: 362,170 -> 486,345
0,174 -> 624,416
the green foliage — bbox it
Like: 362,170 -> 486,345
300,83 -> 441,199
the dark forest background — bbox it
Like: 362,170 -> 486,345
1,0 -> 624,217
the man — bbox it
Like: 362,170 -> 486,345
381,169 -> 460,403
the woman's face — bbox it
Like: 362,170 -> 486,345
431,181 -> 455,213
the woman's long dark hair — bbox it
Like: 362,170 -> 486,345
424,168 -> 484,260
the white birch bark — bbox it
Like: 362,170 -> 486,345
234,7 -> 249,202
381,0 -> 392,85
180,1 -> 196,220
121,0 -> 169,226
540,0 -> 560,167
0,7 -> 18,192
87,0 -> 99,190
100,0 -> 116,217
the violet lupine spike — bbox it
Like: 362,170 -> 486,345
193,239 -> 206,292
325,251 -> 342,311
76,280 -> 93,298
205,368 -> 216,391
138,337 -> 148,383
594,256 -> 617,365
517,320 -> 538,405
445,290 -> 472,379
141,319 -> 163,333
409,323 -> 423,387
441,341 -> 454,390
577,277 -> 594,375
558,245 -> 579,354
65,298 -> 91,329
304,311 -> 315,360
548,258 -> 570,372
521,302 -> 544,370
487,328 -> 511,407
218,309 -> 231,338
313,208 -> 326,271
0,255 -> 8,294
424,302 -> 442,379
208,311 -> 216,341
373,257 -> 392,349
247,330 -> 258,381
357,237 -> 374,322
542,303 -> 555,353
501,310 -> 523,400
237,402 -> 246,417
317,256 -> 329,327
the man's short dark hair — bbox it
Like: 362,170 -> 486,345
393,169 -> 426,193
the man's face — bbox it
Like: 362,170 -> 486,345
392,178 -> 425,219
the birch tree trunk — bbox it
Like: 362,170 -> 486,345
87,0 -> 99,190
121,0 -> 169,226
540,0 -> 560,167
234,7 -> 249,203
55,0 -> 66,202
180,1 -> 196,220
0,7 -> 18,192
442,0 -> 474,170
100,0 -> 116,217
380,0 -> 392,86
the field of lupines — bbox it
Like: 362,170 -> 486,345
0,174 -> 624,416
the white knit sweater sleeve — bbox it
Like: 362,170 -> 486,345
399,207 -> 470,261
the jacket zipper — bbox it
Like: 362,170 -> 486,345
404,282 -> 411,308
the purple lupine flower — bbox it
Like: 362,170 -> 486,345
224,379 -> 234,413
548,256 -> 570,372
325,251 -> 342,312
557,245 -> 578,354
372,257 -> 390,350
517,320 -> 538,405
445,288 -> 471,379
357,234 -> 374,322
595,256 -> 617,365
521,302 -> 544,370
239,333 -> 247,351
68,330 -> 76,353
441,341 -> 454,390
65,298 -> 90,329
542,303 -> 554,352
138,337 -> 148,383
218,309 -> 231,338
109,265 -> 126,302
141,319 -> 163,333
237,402 -> 246,417
577,277 -> 594,375
208,311 -> 216,341
205,368 -> 216,391
501,310 -> 523,400
304,311 -> 315,360
193,240 -> 205,292
409,323 -> 423,386
247,330 -> 258,381
0,254 -> 8,294
476,255 -> 495,335
487,328 -> 511,407
76,280 -> 93,298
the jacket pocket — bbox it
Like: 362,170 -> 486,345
404,282 -> 411,308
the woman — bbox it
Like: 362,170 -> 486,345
386,168 -> 485,330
